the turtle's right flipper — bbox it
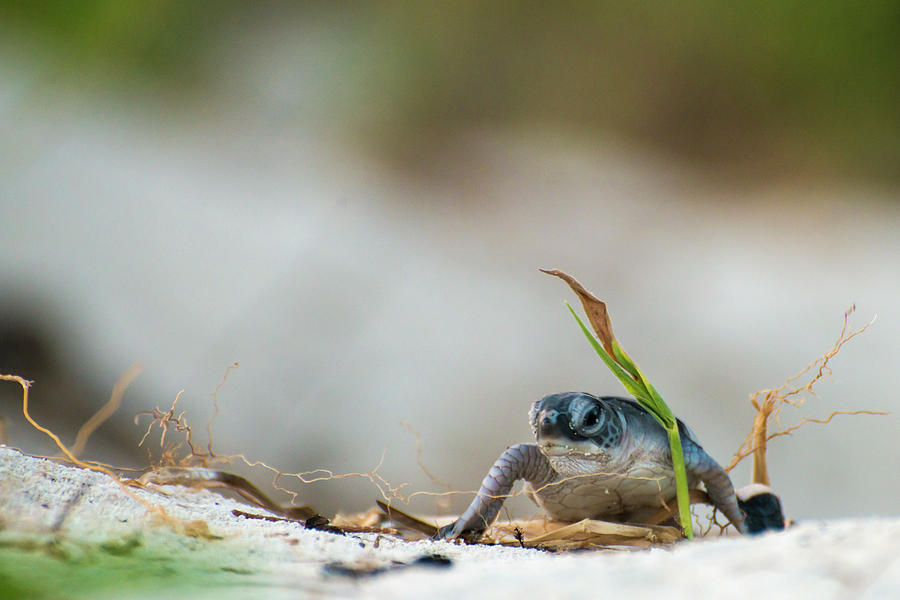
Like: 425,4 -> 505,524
435,443 -> 555,541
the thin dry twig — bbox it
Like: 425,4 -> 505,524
71,363 -> 143,458
727,306 -> 886,483
400,422 -> 454,492
1,373 -> 172,523
207,361 -> 238,457
135,390 -> 199,457
131,372 -> 414,509
234,449 -> 410,506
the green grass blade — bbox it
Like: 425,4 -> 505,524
566,304 -> 648,402
666,426 -> 694,538
611,342 -> 640,379
565,302 -> 694,539
624,352 -> 677,426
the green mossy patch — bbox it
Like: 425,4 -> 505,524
0,534 -> 259,600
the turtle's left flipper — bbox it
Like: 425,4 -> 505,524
680,426 -> 748,533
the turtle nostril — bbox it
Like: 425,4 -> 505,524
539,410 -> 558,436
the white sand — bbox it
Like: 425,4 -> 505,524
1,446 -> 896,599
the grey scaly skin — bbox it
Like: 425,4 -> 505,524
438,392 -> 753,540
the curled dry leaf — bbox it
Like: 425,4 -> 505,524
539,269 -> 617,357
138,466 -> 316,520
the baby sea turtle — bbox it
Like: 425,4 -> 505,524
438,392 -> 784,540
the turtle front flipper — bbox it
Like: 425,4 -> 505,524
681,433 -> 749,534
436,443 -> 556,541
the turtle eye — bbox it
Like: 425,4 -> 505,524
579,404 -> 603,435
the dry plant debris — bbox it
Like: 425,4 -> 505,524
726,305 -> 887,483
0,373 -> 172,527
370,501 -> 682,550
0,291 -> 888,554
71,363 -> 144,458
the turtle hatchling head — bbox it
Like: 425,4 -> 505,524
529,392 -> 624,457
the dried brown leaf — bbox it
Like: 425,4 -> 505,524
485,518 -> 681,549
332,507 -> 385,529
540,269 -> 617,357
183,519 -> 222,540
138,466 -> 316,520
376,500 -> 441,537
527,519 -> 681,546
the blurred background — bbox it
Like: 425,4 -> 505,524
1,2 -> 898,522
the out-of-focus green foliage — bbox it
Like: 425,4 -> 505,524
0,0 -> 239,87
3,1 -> 898,181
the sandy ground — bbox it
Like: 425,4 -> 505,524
1,446 -> 896,599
